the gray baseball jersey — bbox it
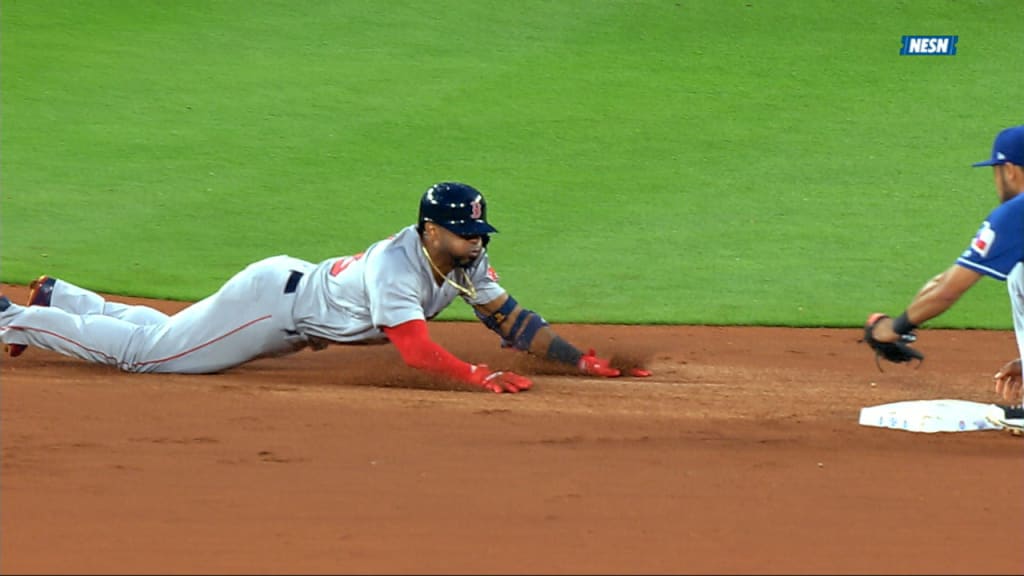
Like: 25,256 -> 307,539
0,225 -> 505,373
293,225 -> 504,342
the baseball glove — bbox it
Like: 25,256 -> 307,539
861,313 -> 924,370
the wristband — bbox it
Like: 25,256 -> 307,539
892,311 -> 918,335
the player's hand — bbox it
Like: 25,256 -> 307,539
993,359 -> 1023,403
861,313 -> 923,369
471,364 -> 532,393
865,313 -> 900,343
626,366 -> 653,377
577,349 -> 653,378
579,349 -> 620,377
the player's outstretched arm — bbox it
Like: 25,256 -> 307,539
382,320 -> 531,393
903,265 -> 981,330
867,264 -> 982,343
863,264 -> 984,369
472,294 -> 651,378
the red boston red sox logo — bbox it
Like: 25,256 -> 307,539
329,252 -> 365,276
470,198 -> 482,219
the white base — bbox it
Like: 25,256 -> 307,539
859,399 -> 1003,433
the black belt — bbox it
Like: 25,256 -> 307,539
284,270 -> 304,294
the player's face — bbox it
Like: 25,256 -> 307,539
994,164 -> 1023,203
444,228 -> 485,267
428,224 -> 484,267
448,228 -> 483,266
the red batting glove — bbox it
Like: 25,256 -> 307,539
469,364 -> 533,393
578,349 -> 621,377
579,349 -> 653,378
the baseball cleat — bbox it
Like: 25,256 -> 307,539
4,275 -> 55,358
985,404 -> 1024,436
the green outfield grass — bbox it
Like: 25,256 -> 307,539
2,1 -> 1022,327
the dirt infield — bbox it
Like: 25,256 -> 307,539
2,282 -> 1022,574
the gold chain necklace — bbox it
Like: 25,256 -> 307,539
421,245 -> 477,299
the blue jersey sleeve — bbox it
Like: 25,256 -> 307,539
955,195 -> 1024,281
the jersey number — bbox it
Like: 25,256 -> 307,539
329,252 -> 365,276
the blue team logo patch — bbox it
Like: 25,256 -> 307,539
900,35 -> 958,56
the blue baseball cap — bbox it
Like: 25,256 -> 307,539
973,125 -> 1024,167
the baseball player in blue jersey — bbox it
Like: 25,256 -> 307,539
0,182 -> 651,393
864,125 -> 1024,434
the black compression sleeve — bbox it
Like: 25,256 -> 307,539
546,335 -> 583,366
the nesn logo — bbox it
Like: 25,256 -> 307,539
900,35 -> 958,55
